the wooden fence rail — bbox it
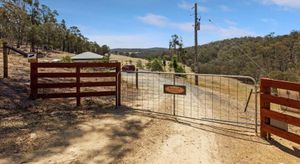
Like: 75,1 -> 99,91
30,62 -> 121,107
260,78 -> 300,144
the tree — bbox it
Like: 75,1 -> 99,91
100,45 -> 110,55
0,0 -> 110,54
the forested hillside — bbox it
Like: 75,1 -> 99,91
0,0 -> 109,54
182,32 -> 300,81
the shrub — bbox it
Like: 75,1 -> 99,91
150,59 -> 163,71
175,64 -> 185,73
61,55 -> 72,63
102,55 -> 110,62
136,59 -> 144,69
146,60 -> 152,69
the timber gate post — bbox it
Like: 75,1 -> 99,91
260,79 -> 271,140
3,42 -> 8,78
30,63 -> 38,99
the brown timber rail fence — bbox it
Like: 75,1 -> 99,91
30,62 -> 121,106
260,78 -> 300,144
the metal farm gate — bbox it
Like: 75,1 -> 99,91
120,71 -> 258,132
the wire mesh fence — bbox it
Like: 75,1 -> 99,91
120,71 -> 258,132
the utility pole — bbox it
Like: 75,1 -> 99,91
194,3 -> 200,85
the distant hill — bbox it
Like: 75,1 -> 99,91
111,47 -> 168,59
182,31 -> 300,81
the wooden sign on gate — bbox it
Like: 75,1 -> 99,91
164,85 -> 186,95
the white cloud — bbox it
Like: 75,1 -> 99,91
137,13 -> 255,39
199,6 -> 209,13
261,0 -> 300,8
178,0 -> 208,12
137,14 -> 168,27
178,0 -> 193,10
224,19 -> 237,26
201,24 -> 256,38
137,13 -> 193,32
219,5 -> 232,12
87,33 -> 167,48
261,18 -> 278,25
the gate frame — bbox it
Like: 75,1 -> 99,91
120,71 -> 258,133
30,62 -> 121,106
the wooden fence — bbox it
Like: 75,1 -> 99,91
2,42 -> 29,78
260,78 -> 300,144
30,62 -> 121,106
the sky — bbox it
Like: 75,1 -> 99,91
39,0 -> 300,48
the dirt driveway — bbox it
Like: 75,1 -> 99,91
1,105 -> 299,164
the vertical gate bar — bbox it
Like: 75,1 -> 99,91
164,74 -> 172,114
173,74 -> 176,116
152,73 -> 154,112
136,69 -> 138,89
227,78 -> 230,121
182,78 -> 184,116
141,73 -> 143,110
236,80 -> 239,123
158,73 -> 160,112
126,72 -> 129,106
219,76 -> 222,119
211,76 -> 213,118
255,84 -> 258,134
163,74 -> 165,113
197,75 -> 199,118
245,85 -> 248,123
146,73 -> 149,110
190,75 -> 193,117
205,76 -> 207,117
132,72 -> 134,108
157,73 -> 159,112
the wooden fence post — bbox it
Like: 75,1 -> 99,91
3,42 -> 8,78
76,66 -> 81,106
30,63 -> 38,99
116,63 -> 121,107
260,78 -> 271,140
